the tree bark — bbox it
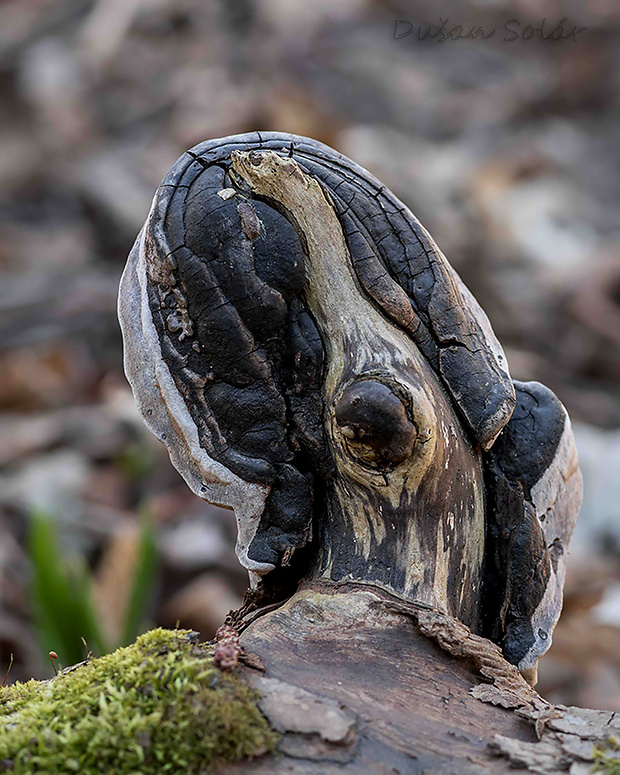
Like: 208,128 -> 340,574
218,584 -> 535,774
216,584 -> 619,774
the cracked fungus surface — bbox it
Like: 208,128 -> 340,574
0,628 -> 277,774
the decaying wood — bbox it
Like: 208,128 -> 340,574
215,585 -> 619,775
230,148 -> 486,627
118,131 -> 585,771
119,131 -> 581,673
215,585 -> 537,774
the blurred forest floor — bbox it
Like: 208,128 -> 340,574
1,0 -> 620,709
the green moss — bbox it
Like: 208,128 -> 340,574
593,737 -> 620,774
0,628 -> 278,774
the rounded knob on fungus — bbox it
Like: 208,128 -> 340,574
334,380 -> 417,468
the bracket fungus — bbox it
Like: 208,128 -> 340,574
118,132 -> 582,682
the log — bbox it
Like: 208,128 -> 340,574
218,584 -> 538,774
118,132 -> 587,772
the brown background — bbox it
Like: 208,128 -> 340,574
1,0 -> 619,708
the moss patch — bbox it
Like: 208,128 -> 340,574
0,628 -> 277,774
594,737 -> 620,774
